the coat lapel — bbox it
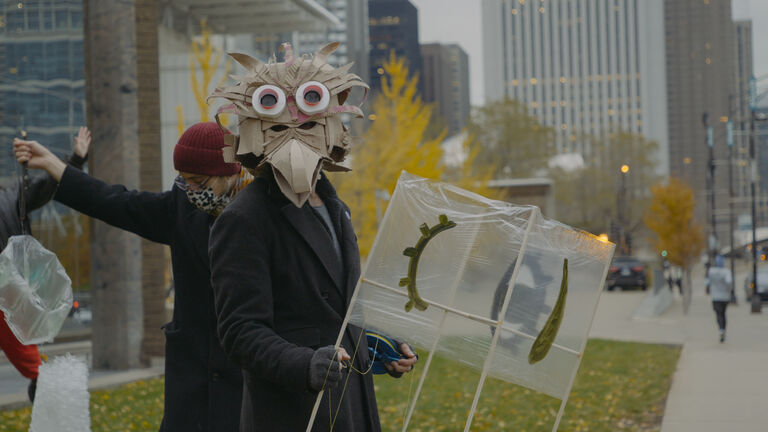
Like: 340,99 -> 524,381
331,202 -> 361,306
280,203 -> 345,293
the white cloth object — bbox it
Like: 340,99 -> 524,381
29,354 -> 91,432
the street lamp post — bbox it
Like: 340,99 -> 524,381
619,164 -> 629,255
749,76 -> 762,313
704,113 -> 717,267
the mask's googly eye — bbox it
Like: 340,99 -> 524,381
251,85 -> 286,118
296,81 -> 330,115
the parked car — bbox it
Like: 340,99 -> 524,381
606,256 -> 647,291
743,268 -> 768,301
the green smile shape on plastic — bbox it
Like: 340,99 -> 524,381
400,214 -> 457,312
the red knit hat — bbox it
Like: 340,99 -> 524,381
173,122 -> 240,176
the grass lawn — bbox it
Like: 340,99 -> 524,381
0,339 -> 679,432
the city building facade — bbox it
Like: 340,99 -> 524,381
0,0 -> 85,184
368,0 -> 421,95
482,0 -> 668,169
420,43 -> 470,137
664,0 -> 735,245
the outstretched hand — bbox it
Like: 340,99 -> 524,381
73,126 -> 91,158
13,139 -> 66,181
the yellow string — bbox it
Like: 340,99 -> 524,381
329,325 -> 368,430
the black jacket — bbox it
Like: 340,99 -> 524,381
0,153 -> 86,249
209,174 -> 381,432
54,166 -> 242,432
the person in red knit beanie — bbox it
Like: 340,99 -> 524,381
14,122 -> 247,431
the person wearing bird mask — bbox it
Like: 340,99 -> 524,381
208,42 -> 417,431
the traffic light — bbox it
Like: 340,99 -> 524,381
661,250 -> 668,257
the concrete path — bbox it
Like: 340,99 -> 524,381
589,265 -> 768,432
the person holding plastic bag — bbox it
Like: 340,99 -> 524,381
1,128 -> 89,402
14,122 -> 246,431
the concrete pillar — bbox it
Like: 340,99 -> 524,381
83,0 -> 164,369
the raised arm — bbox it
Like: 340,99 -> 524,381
15,137 -> 174,245
18,127 -> 90,212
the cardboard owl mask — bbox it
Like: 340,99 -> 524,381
208,42 -> 369,207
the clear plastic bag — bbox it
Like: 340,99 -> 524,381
0,235 -> 72,344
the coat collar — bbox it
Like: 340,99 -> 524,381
262,170 -> 359,305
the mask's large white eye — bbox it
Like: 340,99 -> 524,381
296,81 -> 330,115
251,85 -> 286,118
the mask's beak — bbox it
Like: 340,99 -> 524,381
264,138 -> 323,207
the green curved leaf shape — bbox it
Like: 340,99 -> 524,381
528,258 -> 568,364
401,214 -> 457,312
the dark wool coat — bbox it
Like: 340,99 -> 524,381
209,174 -> 381,432
54,166 -> 242,432
0,153 -> 86,249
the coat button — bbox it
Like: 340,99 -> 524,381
321,291 -> 329,300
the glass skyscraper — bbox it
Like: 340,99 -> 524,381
0,0 -> 85,184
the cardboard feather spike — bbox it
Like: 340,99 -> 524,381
309,172 -> 615,432
208,41 -> 368,207
0,235 -> 72,344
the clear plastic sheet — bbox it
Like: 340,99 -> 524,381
309,172 -> 614,431
0,235 -> 72,344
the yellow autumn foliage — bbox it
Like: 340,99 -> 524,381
177,20 -> 232,135
644,177 -> 704,269
332,52 -> 496,256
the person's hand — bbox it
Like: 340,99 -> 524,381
385,343 -> 418,378
308,346 -> 350,392
73,126 -> 91,158
13,139 -> 66,181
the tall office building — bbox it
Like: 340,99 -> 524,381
0,1 -> 85,184
290,0 -> 370,104
420,43 -> 470,136
368,0 -> 421,94
664,0 -> 734,241
482,0 -> 668,169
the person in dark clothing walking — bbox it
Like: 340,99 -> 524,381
208,43 -> 417,432
14,122 -> 246,431
1,127 -> 89,402
707,255 -> 732,343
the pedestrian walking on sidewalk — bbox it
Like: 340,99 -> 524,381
1,127 -> 89,402
708,255 -> 732,343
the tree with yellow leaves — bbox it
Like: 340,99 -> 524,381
332,52 -> 496,255
176,20 -> 232,134
644,177 -> 704,312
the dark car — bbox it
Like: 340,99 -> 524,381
743,268 -> 768,301
606,256 -> 647,291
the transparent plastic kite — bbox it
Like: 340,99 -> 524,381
307,172 -> 615,431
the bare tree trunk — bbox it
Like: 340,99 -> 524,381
84,0 -> 164,368
683,268 -> 693,314
135,0 -> 165,365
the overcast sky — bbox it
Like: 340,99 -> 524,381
411,0 -> 768,107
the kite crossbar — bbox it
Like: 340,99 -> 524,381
360,278 -> 581,357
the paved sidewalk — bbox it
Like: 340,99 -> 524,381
589,266 -> 768,432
